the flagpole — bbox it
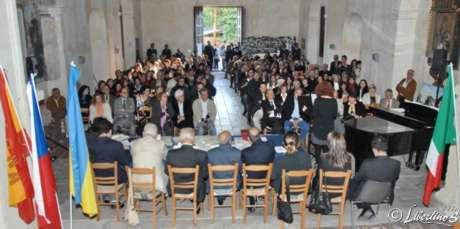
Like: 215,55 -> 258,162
69,61 -> 75,229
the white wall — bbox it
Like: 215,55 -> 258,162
139,0 -> 302,58
0,0 -> 34,227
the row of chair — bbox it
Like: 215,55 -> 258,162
92,162 -> 353,229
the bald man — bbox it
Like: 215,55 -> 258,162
207,131 -> 242,205
241,128 -> 275,178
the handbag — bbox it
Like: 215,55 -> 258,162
277,176 -> 293,223
308,172 -> 333,215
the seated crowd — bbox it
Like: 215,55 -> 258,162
41,42 -> 406,226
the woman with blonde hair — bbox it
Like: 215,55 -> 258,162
271,132 -> 313,194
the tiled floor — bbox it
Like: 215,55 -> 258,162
213,72 -> 250,134
56,72 -> 452,228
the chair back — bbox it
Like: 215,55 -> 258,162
167,165 -> 199,195
281,169 -> 314,199
127,167 -> 155,193
208,163 -> 238,191
242,163 -> 272,189
355,180 -> 392,204
318,170 -> 352,197
93,162 -> 118,186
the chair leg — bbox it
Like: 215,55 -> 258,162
243,194 -> 247,224
192,200 -> 197,226
172,197 -> 177,226
96,195 -> 101,221
272,190 -> 277,216
300,201 -> 306,229
339,203 -> 345,229
350,201 -> 354,229
315,214 -> 321,229
231,194 -> 236,223
263,194 -> 268,224
152,196 -> 157,229
162,193 -> 168,216
115,193 -> 120,222
210,195 -> 215,223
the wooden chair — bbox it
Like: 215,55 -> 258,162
167,165 -> 200,226
81,107 -> 90,124
241,163 -> 272,224
92,162 -> 127,221
315,170 -> 352,229
208,163 -> 239,223
278,169 -> 314,229
126,167 -> 168,228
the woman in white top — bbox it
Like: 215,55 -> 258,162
89,93 -> 113,123
361,84 -> 381,108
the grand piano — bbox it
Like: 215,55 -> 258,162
345,101 -> 438,170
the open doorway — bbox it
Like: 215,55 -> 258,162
194,6 -> 243,70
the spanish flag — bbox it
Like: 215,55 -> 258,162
67,64 -> 98,217
0,67 -> 35,223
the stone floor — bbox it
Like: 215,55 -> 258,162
55,72 -> 453,228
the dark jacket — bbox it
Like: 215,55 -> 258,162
311,97 -> 338,140
241,138 -> 276,179
89,137 -> 132,184
317,155 -> 352,198
208,144 -> 242,186
271,149 -> 313,193
170,99 -> 194,128
165,144 -> 209,202
149,98 -> 173,134
343,101 -> 367,118
261,99 -> 282,129
349,156 -> 400,202
282,94 -> 313,122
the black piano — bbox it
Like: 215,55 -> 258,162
345,101 -> 438,170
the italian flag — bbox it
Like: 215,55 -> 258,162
423,63 -> 457,206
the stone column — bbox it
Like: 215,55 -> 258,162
89,9 -> 110,82
0,0 -> 34,228
121,0 -> 136,68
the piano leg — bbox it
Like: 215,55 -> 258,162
414,150 -> 426,171
406,151 -> 416,169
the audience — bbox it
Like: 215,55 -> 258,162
89,93 -> 113,123
170,89 -> 194,129
311,82 -> 338,159
113,87 -> 136,136
396,69 -> 417,103
130,123 -> 167,193
271,132 -> 312,194
192,88 -> 217,135
165,128 -> 208,206
88,118 -> 132,185
343,94 -> 366,119
361,84 -> 380,108
348,135 -> 401,218
282,87 -> 312,143
207,131 -> 242,205
380,88 -> 399,109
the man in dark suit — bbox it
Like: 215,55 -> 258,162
261,89 -> 282,132
170,89 -> 194,129
241,127 -> 275,210
165,128 -> 208,206
207,131 -> 241,205
282,87 -> 312,142
348,135 -> 401,218
146,43 -> 157,60
203,41 -> 215,68
88,118 -> 132,185
161,44 -> 172,58
330,54 -> 340,75
241,127 -> 276,177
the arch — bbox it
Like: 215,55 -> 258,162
342,12 -> 364,60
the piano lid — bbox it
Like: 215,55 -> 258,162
344,116 -> 415,134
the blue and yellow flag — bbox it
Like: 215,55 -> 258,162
67,65 -> 98,217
